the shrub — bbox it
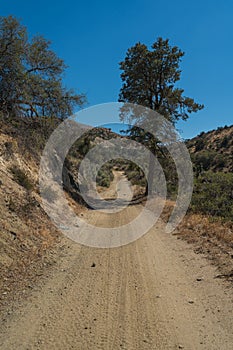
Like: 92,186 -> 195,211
96,164 -> 114,188
191,151 -> 216,173
9,165 -> 33,191
213,154 -> 226,169
195,138 -> 205,151
191,171 -> 233,220
220,135 -> 229,148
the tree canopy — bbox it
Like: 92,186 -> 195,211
119,38 -> 204,196
0,16 -> 85,119
119,37 -> 204,124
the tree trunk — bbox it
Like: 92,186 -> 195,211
145,151 -> 156,196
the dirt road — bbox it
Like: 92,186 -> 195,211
0,176 -> 233,349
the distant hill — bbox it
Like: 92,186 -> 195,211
186,125 -> 233,173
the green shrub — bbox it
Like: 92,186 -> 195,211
195,138 -> 205,151
97,177 -> 110,188
191,171 -> 233,220
9,165 -> 33,191
220,135 -> 229,148
96,164 -> 114,188
213,154 -> 226,169
192,151 -> 216,172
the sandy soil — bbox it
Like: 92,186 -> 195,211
0,175 -> 233,350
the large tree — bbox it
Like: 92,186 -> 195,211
0,16 -> 85,119
119,37 -> 203,123
119,38 -> 204,195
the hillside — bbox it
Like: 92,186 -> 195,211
0,116 -> 120,310
186,124 -> 233,173
173,125 -> 233,282
0,120 -> 60,309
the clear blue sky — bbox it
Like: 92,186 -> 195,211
1,0 -> 233,138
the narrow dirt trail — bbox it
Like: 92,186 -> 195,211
97,170 -> 132,200
0,175 -> 232,349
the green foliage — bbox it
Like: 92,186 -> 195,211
119,38 -> 203,195
74,137 -> 91,157
0,16 -> 85,119
97,176 -> 110,188
96,163 -> 114,188
191,151 -> 216,173
159,154 -> 178,199
113,156 -> 178,198
186,125 -> 233,174
220,135 -> 229,148
213,154 -> 226,169
195,138 -> 206,151
9,165 -> 33,191
191,150 -> 229,174
191,171 -> 233,220
120,161 -> 146,187
119,37 -> 204,123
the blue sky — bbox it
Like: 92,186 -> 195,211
1,0 -> 233,138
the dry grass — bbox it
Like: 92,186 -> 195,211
160,201 -> 233,281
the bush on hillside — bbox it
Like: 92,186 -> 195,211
191,171 -> 233,220
9,165 -> 33,191
96,164 -> 114,188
